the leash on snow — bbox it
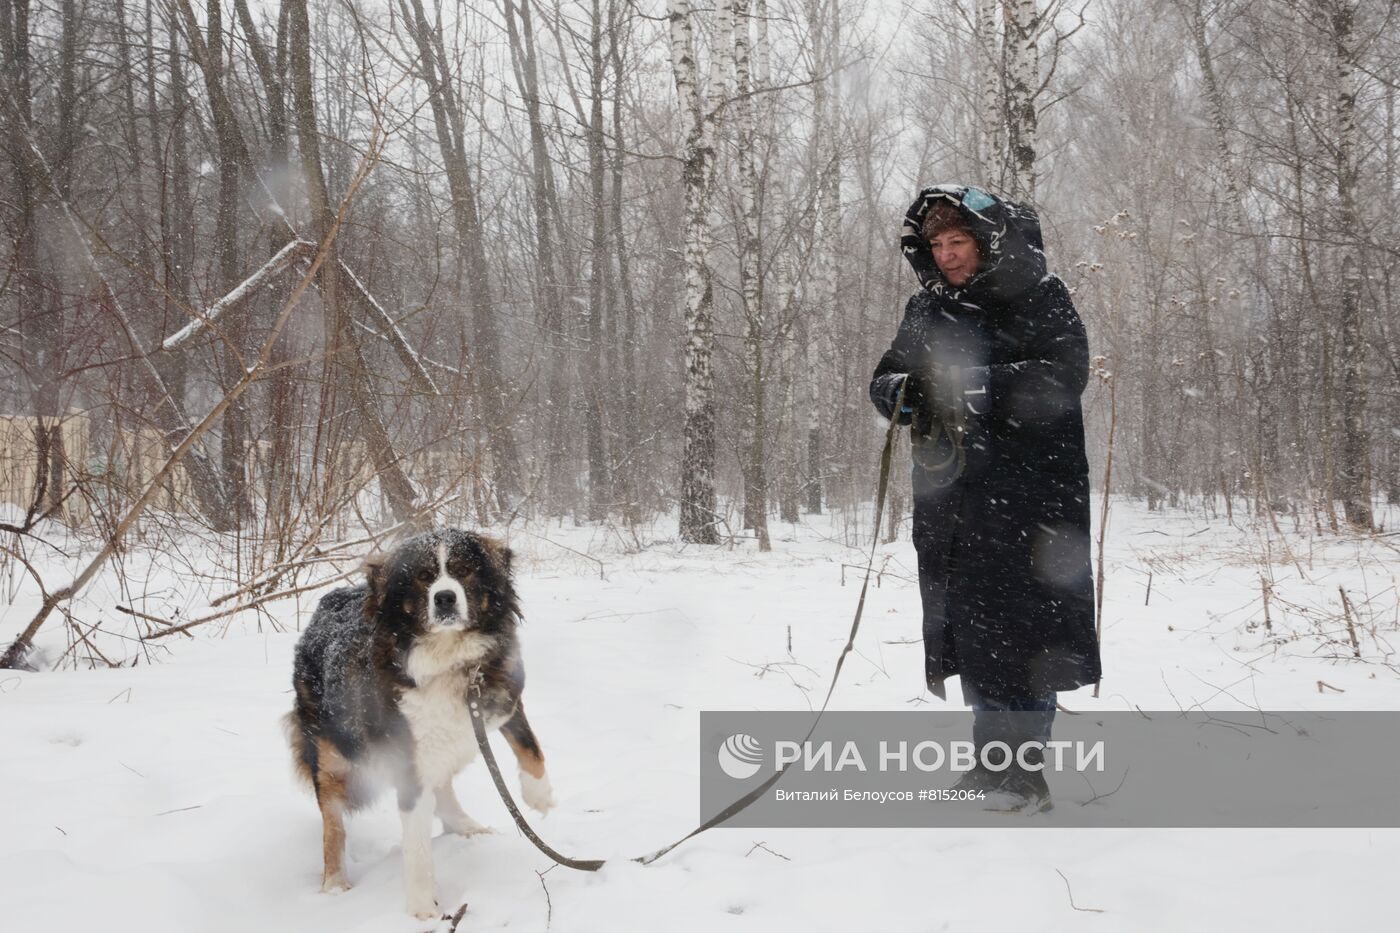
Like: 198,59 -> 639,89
467,380 -> 911,871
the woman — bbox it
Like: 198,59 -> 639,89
869,184 -> 1100,813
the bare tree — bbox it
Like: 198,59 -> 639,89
1319,0 -> 1373,530
670,0 -> 719,544
287,0 -> 419,526
734,0 -> 770,550
401,0 -> 522,512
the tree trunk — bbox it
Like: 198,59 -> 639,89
607,0 -> 641,521
1323,0 -> 1372,530
803,0 -> 833,515
1005,0 -> 1039,201
234,0 -> 297,534
774,252 -> 800,524
2,0 -> 62,517
582,0 -> 613,520
287,0 -> 419,528
402,0 -> 521,512
503,0 -> 572,516
975,0 -> 1002,186
203,1 -> 250,526
735,0 -> 770,549
670,0 -> 719,543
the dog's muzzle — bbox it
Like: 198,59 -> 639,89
428,579 -> 470,627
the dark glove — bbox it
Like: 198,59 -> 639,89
902,368 -> 965,438
900,372 -> 936,437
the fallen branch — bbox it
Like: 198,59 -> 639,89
143,566 -> 360,640
161,239 -> 315,350
114,604 -> 193,638
1338,586 -> 1362,659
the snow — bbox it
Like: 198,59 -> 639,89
2,499 -> 1398,931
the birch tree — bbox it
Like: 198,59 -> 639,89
735,0 -> 770,550
975,0 -> 1003,184
671,0 -> 719,544
1004,0 -> 1040,200
1320,0 -> 1373,529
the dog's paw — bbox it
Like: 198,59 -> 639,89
521,771 -> 556,815
441,813 -> 493,837
321,874 -> 352,895
406,895 -> 439,920
405,870 -> 438,919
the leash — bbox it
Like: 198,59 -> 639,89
467,380 -> 910,870
911,365 -> 967,489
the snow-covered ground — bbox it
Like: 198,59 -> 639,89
2,498 -> 1398,932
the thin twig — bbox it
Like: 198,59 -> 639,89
1055,868 -> 1105,913
745,841 -> 791,861
535,866 -> 555,929
144,567 -> 360,640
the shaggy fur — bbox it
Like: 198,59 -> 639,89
285,528 -> 554,918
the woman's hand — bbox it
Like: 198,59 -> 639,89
900,372 -> 935,436
902,369 -> 966,439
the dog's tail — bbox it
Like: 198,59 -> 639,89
283,711 -> 377,809
283,710 -> 317,791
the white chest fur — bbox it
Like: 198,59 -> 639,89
399,631 -> 494,787
404,629 -> 493,683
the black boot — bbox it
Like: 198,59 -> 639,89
981,744 -> 1053,814
950,757 -> 1004,795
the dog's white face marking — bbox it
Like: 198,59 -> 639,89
426,540 -> 470,629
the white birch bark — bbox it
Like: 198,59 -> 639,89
975,0 -> 1003,185
735,0 -> 769,549
1179,0 -> 1246,234
754,0 -> 770,87
1005,0 -> 1039,200
670,0 -> 719,543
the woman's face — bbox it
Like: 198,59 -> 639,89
928,228 -> 980,286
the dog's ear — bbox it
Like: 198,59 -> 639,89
475,534 -> 522,622
362,553 -> 388,617
478,535 -> 513,580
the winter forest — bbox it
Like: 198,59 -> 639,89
2,0 -> 1400,928
2,0 -> 1398,654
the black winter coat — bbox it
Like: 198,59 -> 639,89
870,185 -> 1101,702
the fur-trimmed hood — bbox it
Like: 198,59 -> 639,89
900,184 -> 1047,306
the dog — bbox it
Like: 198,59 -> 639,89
285,528 -> 555,918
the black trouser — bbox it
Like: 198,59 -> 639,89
962,680 -> 1056,754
